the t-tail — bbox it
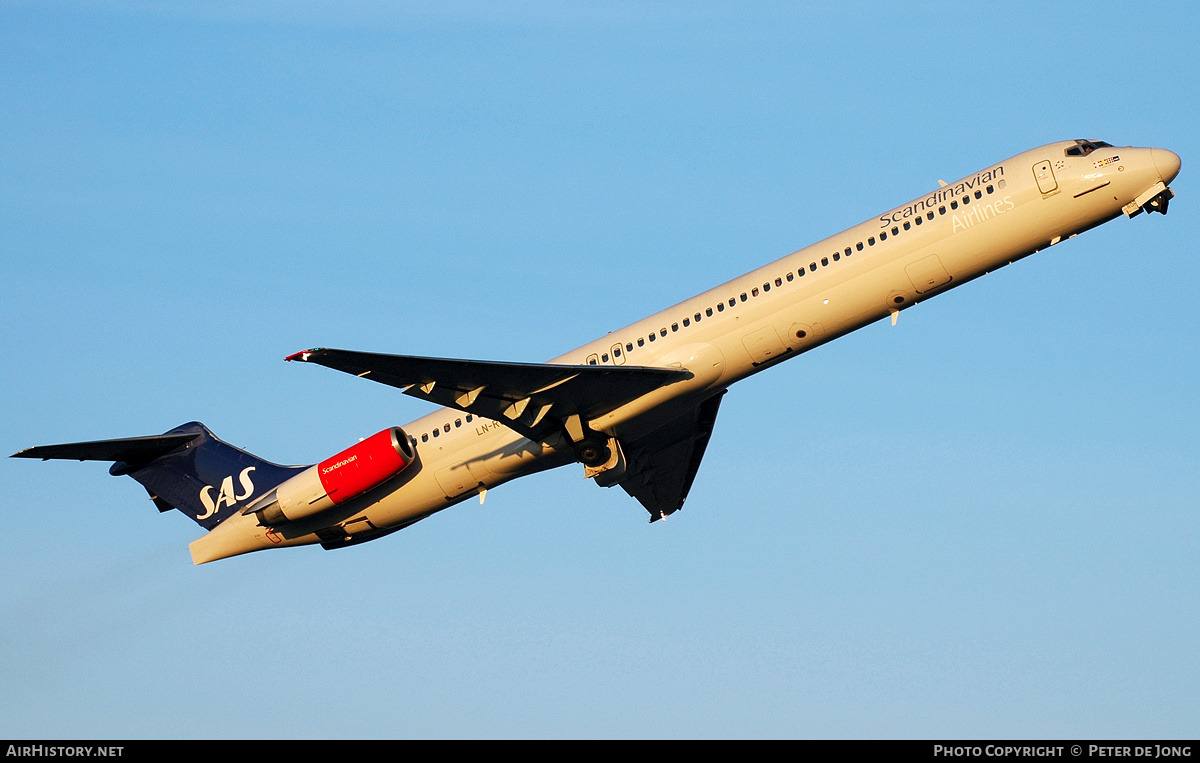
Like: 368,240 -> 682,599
11,422 -> 308,530
12,421 -> 419,563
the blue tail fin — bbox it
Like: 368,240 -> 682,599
13,422 -> 307,530
122,422 -> 309,530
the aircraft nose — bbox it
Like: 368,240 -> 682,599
1151,148 -> 1181,184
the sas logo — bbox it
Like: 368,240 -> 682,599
198,467 -> 256,519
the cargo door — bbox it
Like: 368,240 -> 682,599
435,462 -> 482,499
905,254 -> 952,294
742,326 -> 788,365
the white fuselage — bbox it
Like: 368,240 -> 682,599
191,141 -> 1179,563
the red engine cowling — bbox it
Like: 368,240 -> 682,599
249,427 -> 416,526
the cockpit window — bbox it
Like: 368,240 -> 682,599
1065,139 -> 1113,157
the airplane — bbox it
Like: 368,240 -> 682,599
12,139 -> 1182,565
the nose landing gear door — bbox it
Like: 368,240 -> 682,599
1033,160 -> 1058,195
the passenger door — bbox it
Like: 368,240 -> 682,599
1033,160 -> 1058,195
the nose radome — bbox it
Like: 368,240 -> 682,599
1151,148 -> 1181,184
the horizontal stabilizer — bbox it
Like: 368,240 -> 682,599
12,433 -> 200,466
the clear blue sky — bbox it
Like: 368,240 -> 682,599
2,0 -> 1197,739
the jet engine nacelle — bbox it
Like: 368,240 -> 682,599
247,427 -> 416,526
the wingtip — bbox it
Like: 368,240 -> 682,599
284,348 -> 321,363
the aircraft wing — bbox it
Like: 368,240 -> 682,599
286,348 -> 691,442
617,392 -> 725,520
